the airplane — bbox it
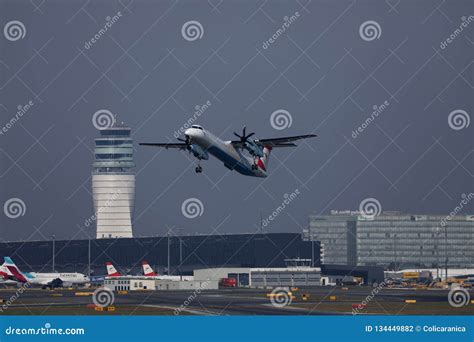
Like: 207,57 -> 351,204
105,262 -> 122,277
142,261 -> 193,280
105,261 -> 193,280
105,261 -> 145,278
3,257 -> 90,288
0,261 -> 18,285
142,261 -> 193,281
142,260 -> 157,276
140,125 -> 316,176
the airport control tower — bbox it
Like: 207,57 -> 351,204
92,123 -> 135,239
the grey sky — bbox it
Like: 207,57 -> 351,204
1,0 -> 472,241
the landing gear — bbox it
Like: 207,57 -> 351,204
195,165 -> 203,173
251,164 -> 258,170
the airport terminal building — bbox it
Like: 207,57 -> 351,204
304,212 -> 474,269
0,233 -> 320,276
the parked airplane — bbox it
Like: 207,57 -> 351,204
140,125 -> 316,176
105,261 -> 145,278
3,257 -> 90,288
105,261 -> 192,280
142,261 -> 193,281
105,262 -> 121,277
142,261 -> 158,276
0,262 -> 18,285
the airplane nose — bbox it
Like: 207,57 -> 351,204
184,128 -> 193,136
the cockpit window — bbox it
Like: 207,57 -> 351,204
191,125 -> 203,130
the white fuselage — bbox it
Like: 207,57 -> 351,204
27,272 -> 90,286
184,127 -> 267,177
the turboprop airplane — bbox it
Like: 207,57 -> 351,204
140,125 -> 316,176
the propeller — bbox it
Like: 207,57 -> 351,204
233,126 -> 255,148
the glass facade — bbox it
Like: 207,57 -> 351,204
93,126 -> 134,174
304,215 -> 356,265
0,233 -> 316,275
304,213 -> 474,269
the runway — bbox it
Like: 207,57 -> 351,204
0,286 -> 473,315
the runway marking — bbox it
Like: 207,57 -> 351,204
141,304 -> 221,316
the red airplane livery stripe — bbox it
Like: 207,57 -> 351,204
257,158 -> 266,171
5,266 -> 27,282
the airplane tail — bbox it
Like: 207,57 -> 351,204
0,262 -> 11,280
257,146 -> 272,171
3,257 -> 28,282
105,262 -> 121,277
142,261 -> 158,276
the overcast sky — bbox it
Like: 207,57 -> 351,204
0,0 -> 472,241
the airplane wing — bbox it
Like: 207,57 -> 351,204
231,134 -> 316,148
139,143 -> 188,150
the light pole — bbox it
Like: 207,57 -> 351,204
445,225 -> 448,281
52,234 -> 56,272
435,229 -> 440,280
179,236 -> 183,271
167,230 -> 171,276
88,238 -> 91,277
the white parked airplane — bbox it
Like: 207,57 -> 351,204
3,257 -> 90,288
106,261 -> 192,280
105,262 -> 122,277
142,261 -> 193,281
140,125 -> 316,176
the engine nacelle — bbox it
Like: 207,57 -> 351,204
190,144 -> 209,160
244,141 -> 264,157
